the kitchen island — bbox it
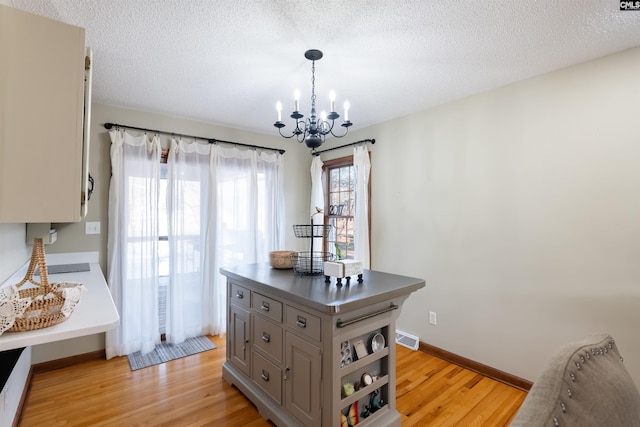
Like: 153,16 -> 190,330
221,263 -> 425,427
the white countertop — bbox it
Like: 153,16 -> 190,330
0,252 -> 119,351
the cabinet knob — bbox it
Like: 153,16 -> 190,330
261,302 -> 270,312
284,367 -> 290,381
262,332 -> 271,343
261,370 -> 270,382
236,290 -> 244,299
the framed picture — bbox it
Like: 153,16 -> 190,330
354,339 -> 369,360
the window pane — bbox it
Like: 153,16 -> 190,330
349,167 -> 355,191
340,191 -> 352,216
339,166 -> 350,191
324,159 -> 361,261
330,169 -> 340,192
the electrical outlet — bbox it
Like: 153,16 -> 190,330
429,311 -> 437,326
85,221 -> 101,235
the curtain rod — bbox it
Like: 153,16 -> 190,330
103,122 -> 285,154
312,138 -> 375,156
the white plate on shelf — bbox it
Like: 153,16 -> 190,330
371,333 -> 385,353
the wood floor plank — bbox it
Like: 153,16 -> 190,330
19,335 -> 526,426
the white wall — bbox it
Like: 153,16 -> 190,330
332,46 -> 640,384
0,224 -> 30,283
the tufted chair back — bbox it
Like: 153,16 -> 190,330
510,334 -> 640,427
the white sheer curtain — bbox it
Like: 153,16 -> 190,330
165,139 -> 216,344
353,145 -> 371,268
107,132 -> 284,354
106,130 -> 161,359
215,147 -> 284,267
310,156 -> 325,253
167,143 -> 285,341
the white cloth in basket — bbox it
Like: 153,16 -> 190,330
54,282 -> 87,317
0,285 -> 32,334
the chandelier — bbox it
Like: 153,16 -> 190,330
274,49 -> 352,149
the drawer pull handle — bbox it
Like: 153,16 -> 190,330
262,332 -> 271,343
261,302 -> 270,312
336,303 -> 399,328
261,370 -> 270,381
235,290 -> 244,299
296,316 -> 307,328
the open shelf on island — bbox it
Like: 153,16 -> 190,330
341,346 -> 389,376
341,374 -> 389,408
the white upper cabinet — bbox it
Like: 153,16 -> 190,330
0,5 -> 88,223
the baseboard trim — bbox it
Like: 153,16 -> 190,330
31,350 -> 106,374
418,341 -> 532,392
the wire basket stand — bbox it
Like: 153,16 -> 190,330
291,219 -> 334,275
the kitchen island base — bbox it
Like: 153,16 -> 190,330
221,263 -> 425,427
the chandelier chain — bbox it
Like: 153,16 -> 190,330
311,60 -> 316,104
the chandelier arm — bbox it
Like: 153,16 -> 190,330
330,124 -> 350,138
277,127 -> 299,139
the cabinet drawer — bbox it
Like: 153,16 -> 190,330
252,292 -> 283,323
252,315 -> 283,363
252,351 -> 282,404
285,306 -> 321,342
230,283 -> 250,308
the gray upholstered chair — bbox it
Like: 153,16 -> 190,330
510,333 -> 640,427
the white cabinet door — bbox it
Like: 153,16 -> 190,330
0,5 -> 86,222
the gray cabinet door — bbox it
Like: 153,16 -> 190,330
229,304 -> 251,377
284,331 -> 321,427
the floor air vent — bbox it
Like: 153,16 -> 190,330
395,330 -> 419,351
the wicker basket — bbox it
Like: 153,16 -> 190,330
269,250 -> 295,269
7,238 -> 83,332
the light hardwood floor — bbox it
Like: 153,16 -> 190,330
18,335 -> 526,426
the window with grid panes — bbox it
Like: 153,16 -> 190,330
324,156 -> 356,260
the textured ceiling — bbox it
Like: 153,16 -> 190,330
11,0 -> 640,137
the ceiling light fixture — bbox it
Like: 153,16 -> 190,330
274,49 -> 352,149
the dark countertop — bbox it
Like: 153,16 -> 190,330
220,263 -> 425,314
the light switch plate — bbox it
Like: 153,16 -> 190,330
85,221 -> 101,235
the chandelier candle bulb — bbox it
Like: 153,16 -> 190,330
294,89 -> 300,112
276,101 -> 282,122
344,100 -> 350,121
329,89 -> 336,112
